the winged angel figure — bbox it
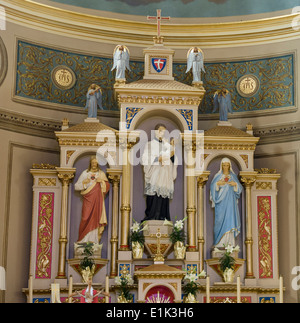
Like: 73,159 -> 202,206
111,45 -> 131,80
213,88 -> 233,121
186,47 -> 205,82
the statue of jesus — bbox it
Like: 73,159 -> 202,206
141,124 -> 177,221
74,156 -> 110,244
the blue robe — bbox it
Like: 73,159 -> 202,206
213,92 -> 232,121
210,171 -> 242,246
85,89 -> 103,118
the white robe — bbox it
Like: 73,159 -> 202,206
142,138 -> 177,199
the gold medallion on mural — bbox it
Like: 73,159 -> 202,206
237,74 -> 260,97
51,65 -> 76,90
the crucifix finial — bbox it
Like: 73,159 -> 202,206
147,9 -> 170,44
153,228 -> 164,264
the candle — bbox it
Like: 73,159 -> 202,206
68,275 -> 73,303
279,276 -> 283,303
237,275 -> 241,303
105,276 -> 109,303
51,283 -> 61,303
28,274 -> 33,304
0,266 -> 5,291
206,275 -> 210,303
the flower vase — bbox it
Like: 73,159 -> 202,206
132,241 -> 144,259
222,268 -> 235,283
183,293 -> 198,303
174,241 -> 186,259
117,294 -> 133,303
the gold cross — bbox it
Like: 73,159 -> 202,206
147,9 -> 170,38
154,228 -> 164,263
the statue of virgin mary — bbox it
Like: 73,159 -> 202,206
210,158 -> 243,248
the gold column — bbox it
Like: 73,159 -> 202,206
120,146 -> 131,250
107,169 -> 122,277
56,167 -> 76,279
240,171 -> 257,279
184,135 -> 197,251
119,132 -> 139,251
196,171 -> 210,273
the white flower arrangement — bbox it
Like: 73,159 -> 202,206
115,273 -> 134,286
214,244 -> 240,273
130,219 -> 148,233
164,216 -> 187,244
129,219 -> 148,247
183,269 -> 206,298
184,269 -> 206,282
115,272 -> 134,302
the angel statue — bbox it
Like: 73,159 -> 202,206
85,84 -> 103,118
111,45 -> 131,80
213,88 -> 233,122
186,47 -> 205,83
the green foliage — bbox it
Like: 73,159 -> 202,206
77,242 -> 95,271
129,230 -> 145,247
219,252 -> 235,272
129,220 -> 147,247
169,227 -> 186,244
182,281 -> 198,297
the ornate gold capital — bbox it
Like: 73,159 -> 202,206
240,171 -> 257,188
119,131 -> 140,150
197,175 -> 209,187
56,167 -> 76,185
108,174 -> 121,185
240,177 -> 256,187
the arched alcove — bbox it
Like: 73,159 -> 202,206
131,115 -> 184,224
68,153 -> 112,259
132,108 -> 186,133
205,155 -> 246,260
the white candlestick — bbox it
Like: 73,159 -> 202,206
237,275 -> 241,303
105,276 -> 109,303
0,266 -> 5,291
68,275 -> 73,303
51,283 -> 61,303
28,274 -> 33,304
279,276 -> 283,303
206,275 -> 210,303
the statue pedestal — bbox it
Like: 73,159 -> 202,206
67,258 -> 108,279
206,258 -> 245,282
84,117 -> 99,123
217,120 -> 232,127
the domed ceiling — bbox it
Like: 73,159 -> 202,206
49,0 -> 299,18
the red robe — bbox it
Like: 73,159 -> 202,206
78,181 -> 110,242
80,287 -> 99,303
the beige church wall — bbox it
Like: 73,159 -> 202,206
0,129 -> 59,303
254,140 -> 300,303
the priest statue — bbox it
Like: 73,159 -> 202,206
141,124 -> 178,221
